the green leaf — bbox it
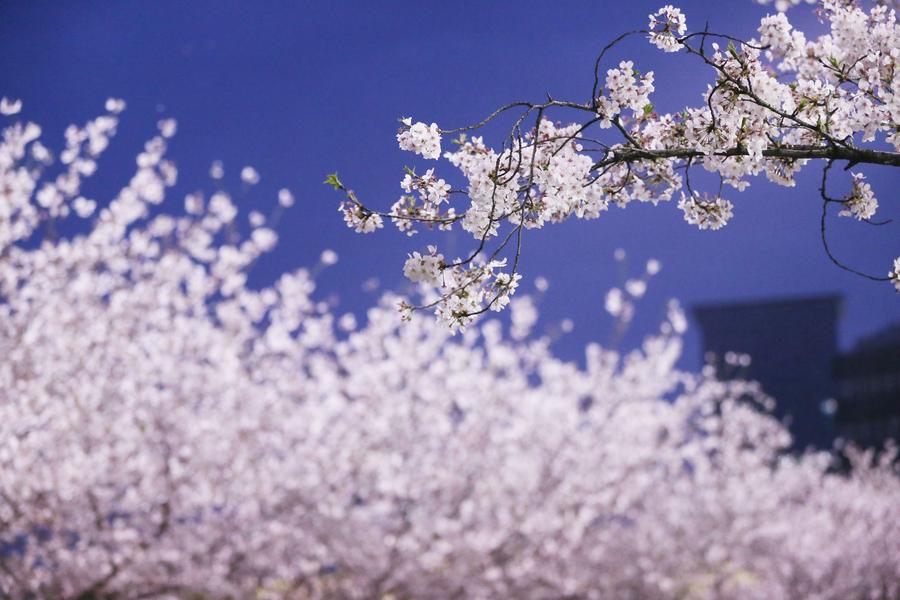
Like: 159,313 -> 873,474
403,165 -> 417,177
643,103 -> 654,116
727,41 -> 738,59
451,133 -> 468,146
323,172 -> 344,191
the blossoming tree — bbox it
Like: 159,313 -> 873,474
330,0 -> 900,331
1,97 -> 899,598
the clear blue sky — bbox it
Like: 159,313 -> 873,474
2,1 -> 898,368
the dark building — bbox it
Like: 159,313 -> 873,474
833,324 -> 900,449
693,295 -> 841,450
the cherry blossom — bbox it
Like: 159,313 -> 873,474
402,248 -> 445,286
1,101 -> 899,599
333,0 -> 900,329
649,5 -> 688,53
396,118 -> 442,160
240,165 -> 260,185
340,198 -> 383,233
678,191 -> 735,230
838,173 -> 878,220
277,187 -> 295,208
0,97 -> 22,116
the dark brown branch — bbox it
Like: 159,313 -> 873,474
818,161 -> 889,282
591,144 -> 900,171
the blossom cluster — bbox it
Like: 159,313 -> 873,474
597,60 -> 656,125
648,5 -> 688,52
2,105 -> 900,599
396,117 -> 681,329
390,167 -> 456,236
396,118 -> 441,160
335,1 -> 900,326
678,191 -> 735,230
339,199 -> 383,233
402,247 -> 445,285
400,246 -> 521,331
838,173 -> 878,221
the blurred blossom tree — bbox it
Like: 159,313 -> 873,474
330,0 -> 900,331
0,96 -> 899,598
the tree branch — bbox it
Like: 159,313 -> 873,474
591,144 -> 900,171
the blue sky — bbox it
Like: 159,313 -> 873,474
2,1 -> 898,368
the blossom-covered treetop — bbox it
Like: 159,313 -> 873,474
1,96 -> 899,598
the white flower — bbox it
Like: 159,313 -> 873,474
209,192 -> 237,222
648,5 -> 687,52
509,295 -> 537,339
338,312 -> 357,331
400,168 -> 450,204
605,287 -> 626,317
397,121 -> 442,159
31,142 -> 51,163
185,192 -> 205,215
209,160 -> 224,180
104,97 -> 126,114
249,211 -> 266,227
0,97 -> 22,115
339,201 -> 383,233
678,192 -> 734,230
625,278 -> 647,298
241,166 -> 260,185
251,227 -> 277,251
72,197 -> 97,218
839,173 -> 878,221
402,250 -> 444,286
320,248 -> 339,265
602,61 -> 655,115
157,118 -> 177,138
491,272 -> 522,311
278,188 -> 295,208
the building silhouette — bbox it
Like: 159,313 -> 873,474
833,324 -> 900,449
692,295 -> 841,450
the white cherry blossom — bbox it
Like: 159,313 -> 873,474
0,105 -> 898,599
397,119 -> 442,159
332,1 -> 900,326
